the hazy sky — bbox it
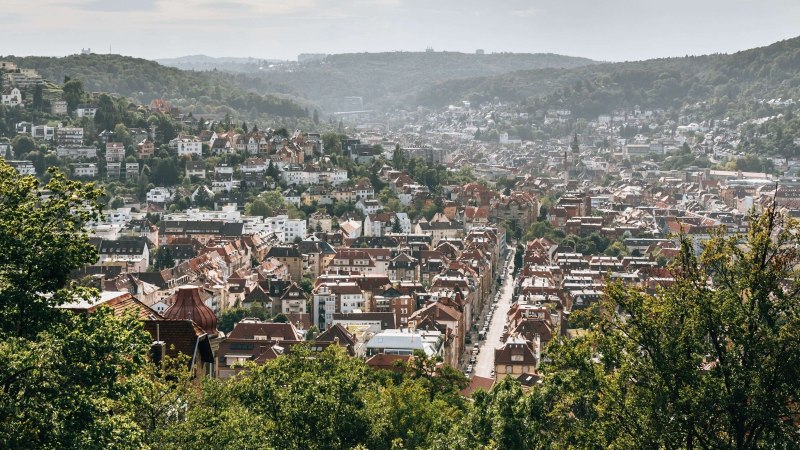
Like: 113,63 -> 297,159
2,0 -> 799,61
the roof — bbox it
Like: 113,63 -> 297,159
163,286 -> 218,336
228,320 -> 301,341
143,319 -> 214,365
60,291 -> 161,320
460,376 -> 495,397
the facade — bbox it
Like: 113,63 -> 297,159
105,142 -> 126,162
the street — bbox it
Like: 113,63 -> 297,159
473,245 -> 515,379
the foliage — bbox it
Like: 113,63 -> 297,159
8,54 -> 310,122
218,304 -> 271,334
0,160 -> 103,336
541,204 -> 800,449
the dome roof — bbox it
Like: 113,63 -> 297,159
163,286 -> 218,335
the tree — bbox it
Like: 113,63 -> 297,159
245,190 -> 287,219
391,215 -> 403,233
10,134 -> 35,157
154,246 -> 175,270
63,78 -> 85,112
0,159 -> 152,448
152,158 -> 179,186
545,205 -> 800,449
392,144 -> 406,170
32,84 -> 43,112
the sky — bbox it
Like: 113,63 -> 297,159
2,0 -> 799,62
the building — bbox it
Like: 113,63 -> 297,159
364,328 -> 444,358
170,137 -> 203,157
57,146 -> 97,159
7,160 -> 36,176
51,100 -> 68,115
313,281 -> 365,329
493,335 -> 539,379
56,127 -> 84,146
105,142 -> 126,162
91,237 -> 150,273
73,163 -> 98,178
1,88 -> 22,106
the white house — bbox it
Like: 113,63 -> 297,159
313,282 -> 365,329
1,87 -> 21,107
73,163 -> 98,178
356,199 -> 383,215
75,104 -> 97,118
170,137 -> 203,157
146,187 -> 174,204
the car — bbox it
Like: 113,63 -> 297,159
473,343 -> 480,353
490,369 -> 495,378
465,365 -> 473,374
469,356 -> 477,364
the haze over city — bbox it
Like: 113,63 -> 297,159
3,0 -> 800,61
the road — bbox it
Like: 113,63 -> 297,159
473,246 -> 515,379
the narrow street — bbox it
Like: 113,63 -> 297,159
473,245 -> 516,379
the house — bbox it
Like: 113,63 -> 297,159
51,100 -> 68,115
7,160 -> 36,176
185,161 -> 206,179
170,137 -> 203,157
364,328 -> 444,358
356,198 -> 383,215
147,187 -> 174,204
312,281 -> 366,329
91,237 -> 150,273
75,104 -> 97,118
105,142 -> 126,163
55,126 -> 84,146
136,139 -> 155,159
265,246 -> 303,281
493,335 -> 539,379
354,180 -> 375,200
1,87 -> 21,106
216,319 -> 302,378
275,282 -> 308,315
73,163 -> 98,178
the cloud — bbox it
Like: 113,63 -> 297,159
69,0 -> 159,11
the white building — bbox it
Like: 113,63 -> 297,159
170,137 -> 203,157
73,163 -> 98,178
265,215 -> 307,243
1,87 -> 21,106
312,282 -> 366,329
32,125 -> 55,141
58,146 -> 97,159
146,187 -> 174,204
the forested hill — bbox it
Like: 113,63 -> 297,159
174,51 -> 598,112
415,35 -> 800,117
2,54 -> 313,121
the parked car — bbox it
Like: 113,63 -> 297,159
465,365 -> 473,374
473,343 -> 480,353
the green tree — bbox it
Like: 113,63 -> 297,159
0,159 -> 152,448
545,205 -> 800,449
154,246 -> 175,270
11,134 -> 36,158
63,78 -> 85,112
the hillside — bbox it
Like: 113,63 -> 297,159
156,55 -> 287,72
415,36 -> 800,117
2,54 -> 312,122
173,51 -> 598,111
